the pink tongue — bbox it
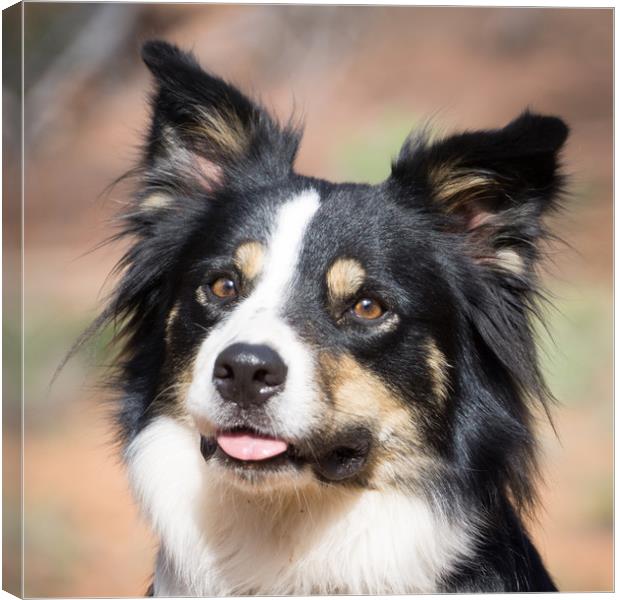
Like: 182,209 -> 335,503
217,432 -> 288,461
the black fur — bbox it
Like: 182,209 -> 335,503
91,41 -> 568,593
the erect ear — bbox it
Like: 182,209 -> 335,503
139,40 -> 300,200
390,111 -> 569,277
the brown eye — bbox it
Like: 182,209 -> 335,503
352,297 -> 384,320
210,277 -> 237,300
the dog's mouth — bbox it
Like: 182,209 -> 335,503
199,426 -> 372,482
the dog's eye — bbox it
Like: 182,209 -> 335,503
210,277 -> 238,300
352,298 -> 385,320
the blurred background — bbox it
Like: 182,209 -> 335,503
4,4 -> 612,596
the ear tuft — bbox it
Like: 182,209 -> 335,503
141,40 -> 200,82
502,111 -> 569,155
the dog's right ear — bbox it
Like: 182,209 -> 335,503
139,40 -> 300,198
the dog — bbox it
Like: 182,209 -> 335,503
97,40 -> 568,594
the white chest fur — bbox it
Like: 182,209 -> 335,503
127,416 -> 471,596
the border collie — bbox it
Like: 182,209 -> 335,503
96,40 -> 568,594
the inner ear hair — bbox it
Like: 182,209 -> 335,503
426,164 -> 543,277
430,167 -> 499,210
427,159 -> 532,230
192,106 -> 250,160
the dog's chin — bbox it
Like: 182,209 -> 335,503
211,453 -> 313,492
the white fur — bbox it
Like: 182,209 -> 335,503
187,189 -> 322,440
127,416 -> 474,596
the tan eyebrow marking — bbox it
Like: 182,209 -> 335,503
234,241 -> 265,281
326,258 -> 366,303
425,339 -> 451,403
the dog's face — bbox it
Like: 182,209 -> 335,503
164,181 -> 457,491
116,42 -> 567,500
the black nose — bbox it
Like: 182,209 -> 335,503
213,343 -> 287,407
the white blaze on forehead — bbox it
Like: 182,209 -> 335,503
187,189 -> 321,438
249,189 -> 320,308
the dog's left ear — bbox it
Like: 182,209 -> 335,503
140,40 -> 300,195
390,111 -> 569,276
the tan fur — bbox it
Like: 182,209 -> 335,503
165,301 -> 181,345
141,192 -> 173,211
195,287 -> 208,306
495,248 -> 524,275
234,241 -> 265,281
318,353 -> 429,487
477,248 -> 525,275
425,339 -> 450,403
323,353 -> 404,423
195,107 -> 248,157
429,165 -> 528,271
326,258 -> 366,303
429,164 -> 497,210
154,301 -> 197,418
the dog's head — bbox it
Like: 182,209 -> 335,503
109,41 -> 567,503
